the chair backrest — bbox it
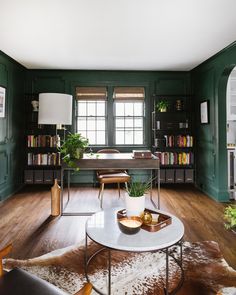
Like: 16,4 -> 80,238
96,149 -> 122,174
97,149 -> 120,154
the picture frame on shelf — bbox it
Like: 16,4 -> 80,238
0,86 -> 6,118
200,100 -> 209,124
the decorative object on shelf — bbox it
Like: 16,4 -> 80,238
0,86 -> 6,118
125,179 -> 152,216
31,100 -> 39,112
175,99 -> 183,111
200,100 -> 209,124
179,120 -> 189,129
154,137 -> 166,148
60,132 -> 89,170
117,216 -> 143,235
224,205 -> 236,233
156,100 -> 169,112
51,178 -> 61,216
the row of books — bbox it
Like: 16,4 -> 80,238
27,152 -> 61,166
163,135 -> 193,147
155,151 -> 194,165
27,135 -> 60,148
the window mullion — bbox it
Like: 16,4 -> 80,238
107,86 -> 113,146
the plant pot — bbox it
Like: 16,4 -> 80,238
160,107 -> 167,112
125,194 -> 145,217
73,148 -> 84,159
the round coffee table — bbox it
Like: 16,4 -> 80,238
85,208 -> 184,295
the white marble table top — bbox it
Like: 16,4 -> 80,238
86,208 -> 184,252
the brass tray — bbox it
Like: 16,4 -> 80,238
117,208 -> 172,232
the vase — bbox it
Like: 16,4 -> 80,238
74,148 -> 84,159
51,179 -> 61,216
125,194 -> 145,217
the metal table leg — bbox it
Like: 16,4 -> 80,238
165,247 -> 169,295
108,250 -> 111,295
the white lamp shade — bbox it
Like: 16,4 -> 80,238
38,93 -> 72,125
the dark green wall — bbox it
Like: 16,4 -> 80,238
191,41 -> 236,201
2,41 -> 236,201
0,51 -> 26,201
25,70 -> 191,183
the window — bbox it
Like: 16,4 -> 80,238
76,86 -> 145,146
76,87 -> 107,145
113,87 -> 145,145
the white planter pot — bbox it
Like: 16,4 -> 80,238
125,194 -> 145,217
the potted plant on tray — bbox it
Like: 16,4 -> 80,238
125,179 -> 152,217
59,133 -> 89,170
224,205 -> 236,233
156,100 -> 169,112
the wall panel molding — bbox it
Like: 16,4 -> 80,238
31,76 -> 66,94
0,150 -> 8,186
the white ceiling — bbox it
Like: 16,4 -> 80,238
0,0 -> 236,71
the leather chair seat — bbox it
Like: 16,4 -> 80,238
98,172 -> 130,184
0,268 -> 67,295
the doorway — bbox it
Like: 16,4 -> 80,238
226,66 -> 236,200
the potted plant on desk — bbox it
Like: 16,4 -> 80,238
125,179 -> 152,217
59,133 -> 89,170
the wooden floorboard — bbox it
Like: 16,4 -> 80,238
0,184 -> 236,269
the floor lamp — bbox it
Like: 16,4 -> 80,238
38,93 -> 73,214
38,93 -> 72,127
38,92 -> 73,166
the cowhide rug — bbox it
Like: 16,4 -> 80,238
3,240 -> 236,295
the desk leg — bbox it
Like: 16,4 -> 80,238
150,170 -> 158,209
67,170 -> 70,203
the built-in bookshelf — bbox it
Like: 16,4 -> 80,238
152,94 -> 194,183
24,94 -> 61,184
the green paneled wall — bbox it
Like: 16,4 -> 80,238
191,41 -> 236,201
0,51 -> 26,201
26,70 -> 191,183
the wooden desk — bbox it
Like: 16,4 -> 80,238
60,153 -> 160,216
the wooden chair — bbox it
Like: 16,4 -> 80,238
97,149 -> 131,208
0,244 -> 92,295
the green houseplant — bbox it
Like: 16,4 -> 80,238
125,179 -> 152,216
59,133 -> 89,169
156,100 -> 169,112
224,205 -> 236,232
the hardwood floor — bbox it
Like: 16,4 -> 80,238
0,184 -> 236,269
